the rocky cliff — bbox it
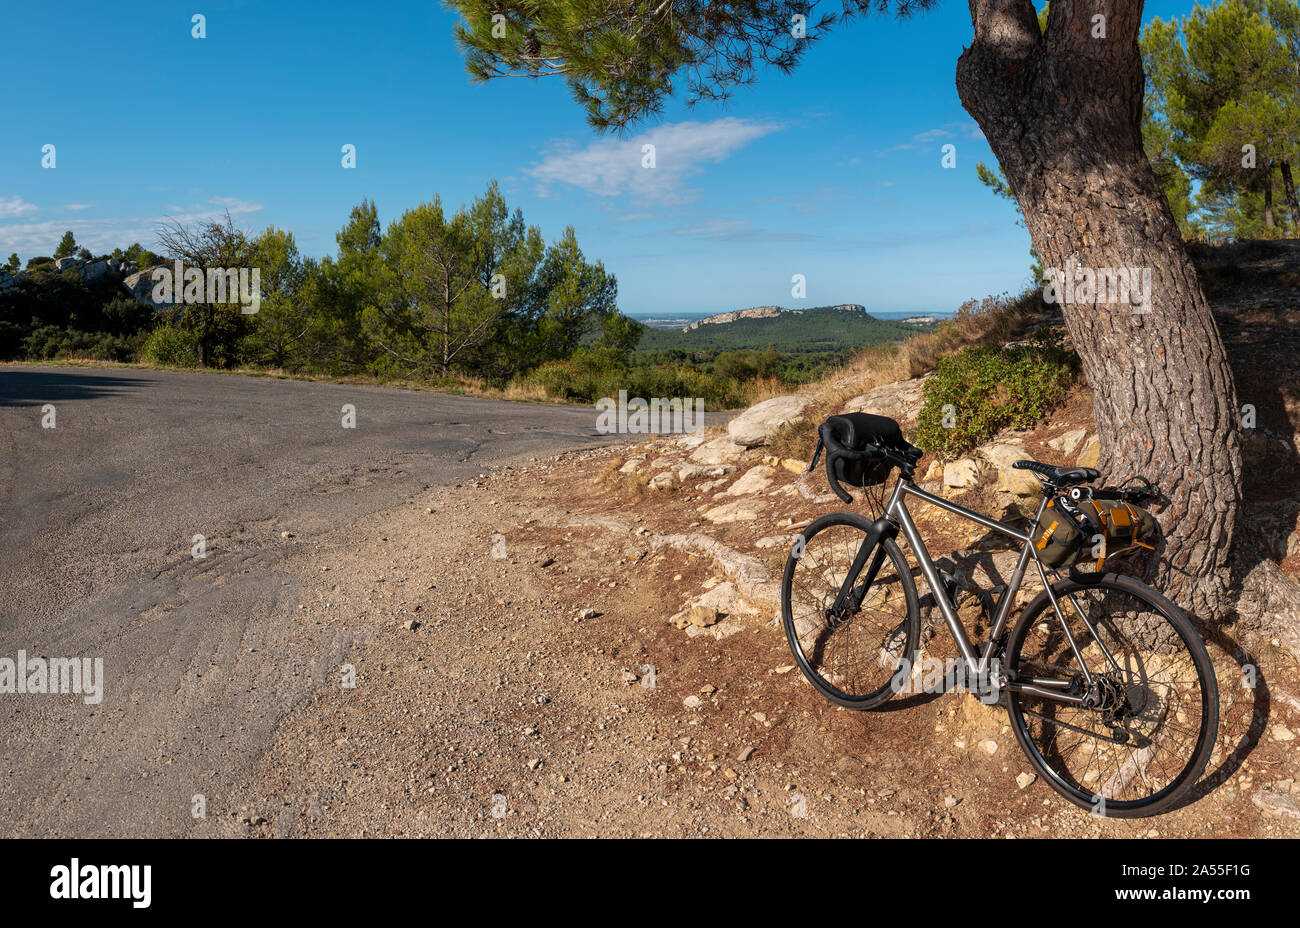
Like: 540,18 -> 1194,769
0,254 -> 156,304
683,303 -> 866,332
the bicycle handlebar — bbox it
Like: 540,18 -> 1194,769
1069,476 -> 1157,505
811,423 -> 922,504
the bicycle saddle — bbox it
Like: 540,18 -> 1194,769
1012,460 -> 1100,486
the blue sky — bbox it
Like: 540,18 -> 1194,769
1,0 -> 1196,316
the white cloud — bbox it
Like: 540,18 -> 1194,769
63,203 -> 94,211
0,197 -> 264,257
526,118 -> 782,206
670,217 -> 816,243
881,120 -> 985,154
0,196 -> 38,219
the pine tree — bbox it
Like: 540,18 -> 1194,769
445,0 -> 1281,624
1144,0 -> 1300,237
53,231 -> 78,259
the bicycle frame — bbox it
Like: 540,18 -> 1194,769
837,475 -> 1112,706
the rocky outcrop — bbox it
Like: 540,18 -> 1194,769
843,374 -> 931,424
0,255 -> 147,303
122,268 -> 169,310
727,395 -> 811,447
683,303 -> 866,331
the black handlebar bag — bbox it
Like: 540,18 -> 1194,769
813,413 -> 901,490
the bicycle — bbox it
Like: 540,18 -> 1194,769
780,413 -> 1219,817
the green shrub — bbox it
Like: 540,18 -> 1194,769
20,326 -> 139,362
914,333 -> 1075,458
515,347 -> 757,409
140,324 -> 199,366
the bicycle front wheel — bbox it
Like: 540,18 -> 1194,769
781,512 -> 920,710
1005,573 -> 1218,817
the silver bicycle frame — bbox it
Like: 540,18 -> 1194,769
877,476 -> 1107,703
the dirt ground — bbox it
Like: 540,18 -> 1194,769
196,440 -> 1300,838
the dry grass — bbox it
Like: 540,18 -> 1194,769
767,290 -> 1047,462
596,457 -> 651,499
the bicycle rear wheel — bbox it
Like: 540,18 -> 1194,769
1005,573 -> 1218,817
781,512 -> 920,710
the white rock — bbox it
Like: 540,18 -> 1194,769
702,499 -> 765,523
1252,790 -> 1300,820
619,456 -> 646,474
943,459 -> 980,488
981,442 -> 1040,497
1047,428 -> 1086,454
690,436 -> 746,466
724,465 -> 776,497
123,267 -> 169,309
1016,772 -> 1037,790
727,396 -> 811,448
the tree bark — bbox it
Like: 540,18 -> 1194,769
1264,172 -> 1275,231
955,0 -> 1244,622
1280,161 -> 1300,232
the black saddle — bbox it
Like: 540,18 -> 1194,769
1012,460 -> 1100,486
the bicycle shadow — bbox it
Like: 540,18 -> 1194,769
904,508 -> 1268,810
880,554 -> 1008,714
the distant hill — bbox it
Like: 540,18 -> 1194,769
637,304 -> 924,352
681,303 -> 865,331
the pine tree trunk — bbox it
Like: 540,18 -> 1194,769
955,0 -> 1244,622
1264,173 -> 1275,231
1280,161 -> 1300,232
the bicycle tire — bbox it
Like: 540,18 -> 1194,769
781,511 -> 920,710
1004,573 -> 1218,817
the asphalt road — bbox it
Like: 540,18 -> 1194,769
0,365 -> 695,837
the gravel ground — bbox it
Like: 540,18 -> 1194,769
201,446 -> 1300,838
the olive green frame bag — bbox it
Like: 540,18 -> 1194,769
1031,497 -> 1158,570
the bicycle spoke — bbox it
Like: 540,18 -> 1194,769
1010,581 -> 1211,810
784,521 -> 913,701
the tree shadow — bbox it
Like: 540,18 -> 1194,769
0,368 -> 154,408
1167,626 -> 1268,811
